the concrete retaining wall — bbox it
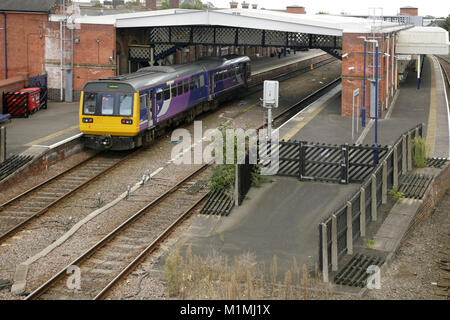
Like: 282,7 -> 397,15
0,135 -> 86,192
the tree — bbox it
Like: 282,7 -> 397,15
159,1 -> 170,9
180,0 -> 207,9
439,14 -> 450,37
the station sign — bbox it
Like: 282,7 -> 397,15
396,55 -> 412,61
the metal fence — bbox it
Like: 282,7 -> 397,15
277,140 -> 388,184
318,124 -> 424,282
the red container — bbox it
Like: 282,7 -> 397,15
20,88 -> 40,113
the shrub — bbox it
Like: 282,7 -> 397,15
412,137 -> 427,168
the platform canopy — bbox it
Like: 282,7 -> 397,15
62,8 -> 411,36
396,26 -> 450,55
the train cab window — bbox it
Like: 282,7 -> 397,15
184,79 -> 189,93
83,92 -> 97,115
163,86 -> 170,100
120,94 -> 133,116
171,84 -> 177,98
101,94 -> 114,115
177,81 -> 183,95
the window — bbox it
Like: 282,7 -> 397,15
101,94 -> 114,115
139,94 -> 146,110
163,86 -> 170,100
83,92 -> 97,115
120,94 -> 133,116
177,81 -> 183,95
199,74 -> 205,87
171,84 -> 177,98
184,79 -> 189,93
190,78 -> 195,91
156,88 -> 163,102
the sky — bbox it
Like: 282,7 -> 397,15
78,0 -> 450,17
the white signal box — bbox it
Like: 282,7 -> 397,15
263,80 -> 279,108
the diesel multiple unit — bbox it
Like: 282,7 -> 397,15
79,55 -> 251,150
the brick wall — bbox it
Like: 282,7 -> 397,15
0,12 -> 47,81
341,32 -> 396,117
400,8 -> 418,16
45,22 -> 116,99
406,164 -> 450,236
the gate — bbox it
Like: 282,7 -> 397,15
276,140 -> 388,184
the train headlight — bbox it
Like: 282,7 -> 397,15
121,119 -> 133,125
82,118 -> 93,123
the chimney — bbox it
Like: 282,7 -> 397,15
241,1 -> 249,9
252,4 -> 257,9
230,1 -> 238,8
145,0 -> 157,10
169,0 -> 179,9
286,6 -> 306,14
399,6 -> 418,16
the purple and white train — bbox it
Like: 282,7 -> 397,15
79,55 -> 251,150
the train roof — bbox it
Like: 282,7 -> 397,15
83,55 -> 250,92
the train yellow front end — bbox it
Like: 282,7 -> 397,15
79,82 -> 141,150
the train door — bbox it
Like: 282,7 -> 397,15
209,71 -> 215,99
147,90 -> 156,125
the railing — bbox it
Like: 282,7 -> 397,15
318,123 -> 424,282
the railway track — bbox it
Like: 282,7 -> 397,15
25,164 -> 210,300
436,55 -> 450,88
0,150 -> 138,244
20,60 -> 341,300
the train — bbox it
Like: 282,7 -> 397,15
79,55 -> 251,151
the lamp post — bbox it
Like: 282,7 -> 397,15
358,36 -> 367,128
366,39 -> 379,164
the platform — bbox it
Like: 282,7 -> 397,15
1,50 -> 324,158
181,54 -> 450,280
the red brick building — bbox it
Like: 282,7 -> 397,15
0,0 -> 59,80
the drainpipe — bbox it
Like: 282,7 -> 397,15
385,34 -> 389,110
3,13 -> 7,79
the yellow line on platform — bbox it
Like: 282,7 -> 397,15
25,125 -> 79,147
426,56 -> 436,157
281,95 -> 338,141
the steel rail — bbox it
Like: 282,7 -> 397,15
0,149 -> 139,243
25,163 -> 210,300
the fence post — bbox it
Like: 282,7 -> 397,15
299,141 -> 305,180
346,201 -> 353,255
0,126 -> 5,163
341,144 -> 349,184
234,164 -> 240,206
402,135 -> 407,174
331,215 -> 338,271
371,174 -> 377,221
393,145 -> 398,188
382,160 -> 387,204
321,223 -> 329,283
414,126 -> 419,139
360,187 -> 366,237
407,132 -> 412,171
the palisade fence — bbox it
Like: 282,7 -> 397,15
318,124 -> 424,282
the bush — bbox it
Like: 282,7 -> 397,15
412,137 -> 427,168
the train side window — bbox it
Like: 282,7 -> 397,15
190,77 -> 195,91
171,84 -> 177,98
177,81 -> 183,95
83,92 -> 97,115
139,94 -> 146,110
199,74 -> 205,87
101,93 -> 114,115
156,88 -> 163,102
163,86 -> 170,100
184,79 -> 189,93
